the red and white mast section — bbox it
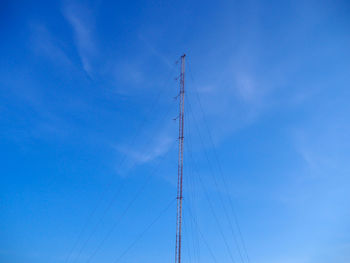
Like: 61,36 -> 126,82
175,54 -> 186,263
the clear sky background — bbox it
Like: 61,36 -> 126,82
1,0 -> 350,263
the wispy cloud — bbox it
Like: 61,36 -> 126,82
294,120 -> 350,178
114,126 -> 175,177
111,60 -> 146,94
117,134 -> 173,166
234,72 -> 259,103
188,67 -> 267,143
63,1 -> 97,76
29,23 -> 72,67
138,33 -> 173,69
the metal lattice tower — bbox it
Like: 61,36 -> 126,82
175,54 -> 185,263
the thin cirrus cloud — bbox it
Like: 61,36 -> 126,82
114,133 -> 174,177
188,67 -> 267,143
29,23 -> 72,67
120,131 -> 173,164
294,122 -> 350,177
63,2 -> 97,76
234,72 -> 259,103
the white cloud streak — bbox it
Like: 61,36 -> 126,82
29,23 -> 72,67
63,2 -> 97,76
118,135 -> 173,165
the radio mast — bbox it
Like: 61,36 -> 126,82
175,54 -> 185,263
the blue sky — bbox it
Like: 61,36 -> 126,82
1,0 -> 350,262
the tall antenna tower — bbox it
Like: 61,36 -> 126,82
175,54 -> 185,263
